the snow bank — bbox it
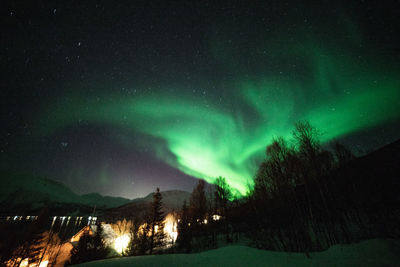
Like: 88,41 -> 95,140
74,239 -> 400,267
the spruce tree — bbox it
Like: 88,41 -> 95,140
149,188 -> 165,254
68,224 -> 109,265
189,180 -> 207,224
177,200 -> 192,252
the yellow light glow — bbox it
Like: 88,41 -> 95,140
39,260 -> 49,267
164,213 -> 178,243
19,258 -> 28,267
18,258 -> 48,267
114,234 -> 130,254
212,214 -> 221,221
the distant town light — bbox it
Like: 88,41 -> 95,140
212,214 -> 221,221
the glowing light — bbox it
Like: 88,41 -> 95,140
20,258 -> 28,267
212,215 -> 221,221
18,258 -> 48,267
114,234 -> 130,254
164,213 -> 178,243
51,216 -> 57,228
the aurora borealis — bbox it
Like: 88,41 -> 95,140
2,1 -> 400,198
41,59 -> 400,195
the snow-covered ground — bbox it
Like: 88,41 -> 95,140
74,239 -> 400,267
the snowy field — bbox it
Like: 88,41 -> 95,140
74,239 -> 400,267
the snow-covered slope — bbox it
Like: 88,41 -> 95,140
109,190 -> 190,217
0,173 -> 190,216
74,239 -> 400,267
133,190 -> 190,209
81,193 -> 132,209
0,173 -> 131,209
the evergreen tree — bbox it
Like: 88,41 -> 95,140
68,224 -> 110,265
149,188 -> 165,254
188,180 -> 208,250
176,200 -> 192,252
68,229 -> 92,265
91,224 -> 110,259
189,180 -> 207,224
138,221 -> 150,255
126,219 -> 141,256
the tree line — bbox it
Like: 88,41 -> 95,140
68,187 -> 166,265
2,120 -> 399,265
176,121 -> 399,253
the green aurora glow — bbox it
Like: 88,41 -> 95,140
40,45 -> 400,195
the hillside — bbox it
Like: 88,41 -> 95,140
2,139 -> 398,217
0,173 -> 191,217
105,190 -> 190,219
332,139 -> 400,208
0,173 -> 132,213
132,190 -> 191,209
81,193 -> 133,209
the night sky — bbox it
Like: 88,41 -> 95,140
1,1 -> 400,198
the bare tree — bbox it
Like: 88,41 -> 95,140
189,180 -> 207,224
215,176 -> 232,242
